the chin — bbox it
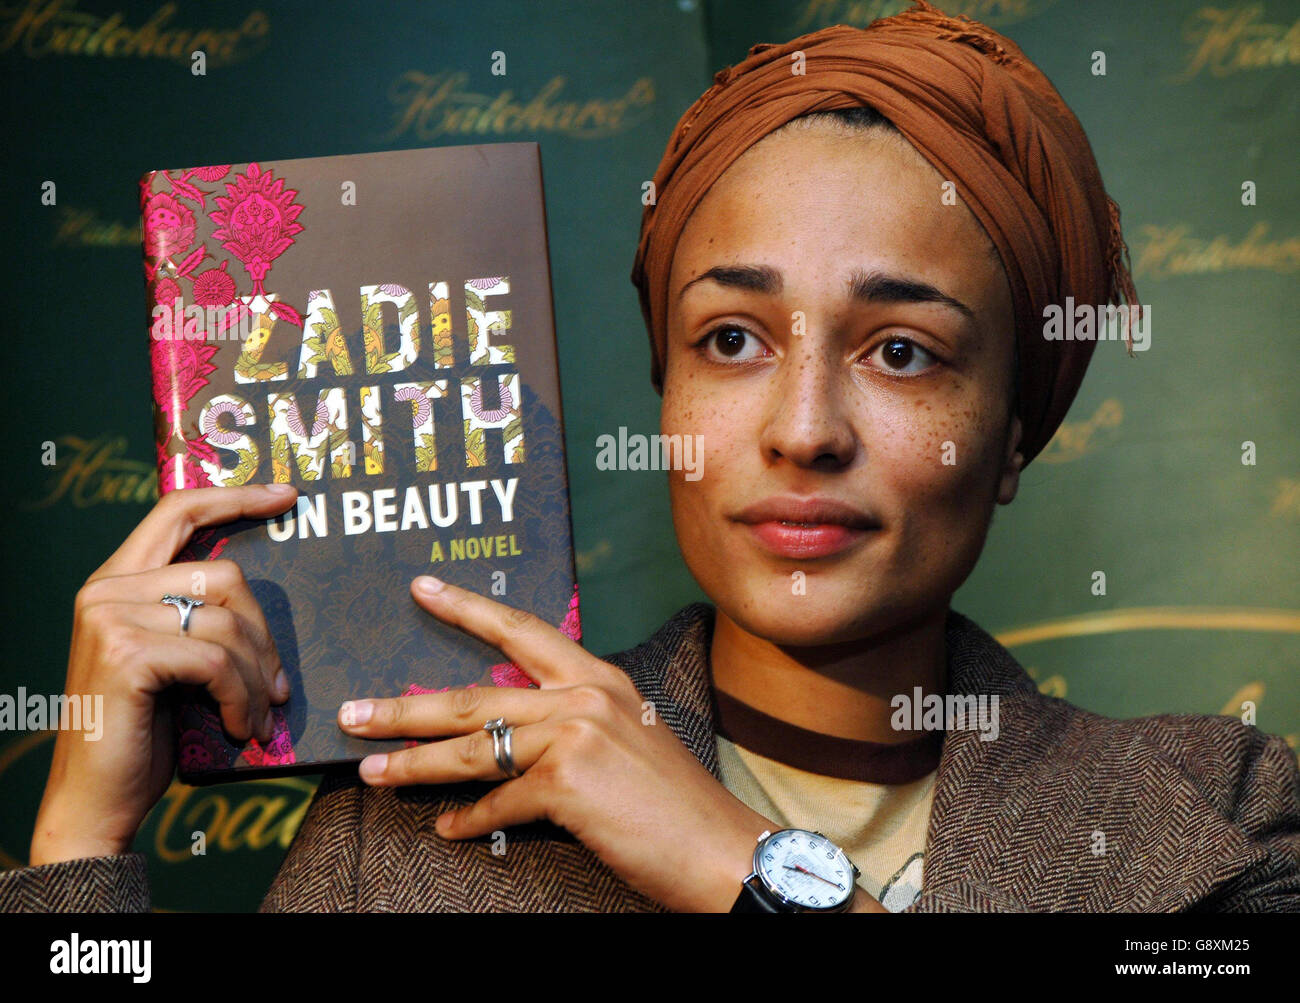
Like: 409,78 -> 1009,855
736,608 -> 864,648
710,567 -> 937,648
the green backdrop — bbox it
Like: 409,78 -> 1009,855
2,0 -> 1296,911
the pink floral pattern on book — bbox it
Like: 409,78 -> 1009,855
151,327 -> 219,495
142,191 -> 195,260
210,162 -> 304,296
151,329 -> 218,430
191,260 -> 237,307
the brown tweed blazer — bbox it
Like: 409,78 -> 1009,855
4,602 -> 1299,912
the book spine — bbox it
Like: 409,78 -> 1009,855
140,164 -> 297,780
141,166 -> 228,498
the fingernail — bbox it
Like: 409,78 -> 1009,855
265,483 -> 296,495
339,700 -> 372,727
414,575 -> 445,596
274,669 -> 290,699
359,754 -> 387,781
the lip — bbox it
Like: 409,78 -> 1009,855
732,495 -> 880,559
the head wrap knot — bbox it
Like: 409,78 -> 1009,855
630,0 -> 1140,466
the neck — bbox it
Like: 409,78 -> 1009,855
708,604 -> 949,744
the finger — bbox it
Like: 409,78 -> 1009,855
93,484 -> 298,580
135,603 -> 279,728
91,601 -> 277,743
79,561 -> 288,701
410,576 -> 596,687
436,770 -> 553,839
357,719 -> 554,788
338,683 -> 603,739
121,625 -> 265,744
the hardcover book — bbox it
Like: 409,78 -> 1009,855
141,143 -> 578,784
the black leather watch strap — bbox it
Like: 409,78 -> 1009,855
731,874 -> 784,913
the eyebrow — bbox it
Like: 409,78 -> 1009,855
676,264 -> 976,320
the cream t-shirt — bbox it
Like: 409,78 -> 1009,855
716,732 -> 936,911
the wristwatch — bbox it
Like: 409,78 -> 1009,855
731,828 -> 861,913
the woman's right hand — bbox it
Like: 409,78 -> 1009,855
28,483 -> 299,866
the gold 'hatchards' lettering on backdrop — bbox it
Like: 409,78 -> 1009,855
1178,4 -> 1300,80
384,71 -> 655,141
0,1 -> 270,66
22,435 -> 158,510
0,731 -> 317,870
1134,223 -> 1300,279
50,206 -> 139,247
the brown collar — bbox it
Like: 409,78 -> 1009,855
710,684 -> 943,784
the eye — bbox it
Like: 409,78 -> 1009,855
694,324 -> 771,364
864,336 -> 938,376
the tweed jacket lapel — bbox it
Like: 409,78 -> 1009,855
892,607 -> 1282,912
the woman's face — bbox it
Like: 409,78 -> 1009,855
661,122 -> 1023,646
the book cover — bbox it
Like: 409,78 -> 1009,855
140,143 -> 578,784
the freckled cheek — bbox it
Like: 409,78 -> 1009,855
663,390 -> 753,538
870,398 -> 1000,533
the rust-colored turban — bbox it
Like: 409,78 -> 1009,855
630,0 -> 1139,466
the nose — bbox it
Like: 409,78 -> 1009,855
758,331 -> 857,470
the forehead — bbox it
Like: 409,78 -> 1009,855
669,126 -> 1003,306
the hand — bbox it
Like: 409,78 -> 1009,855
336,574 -> 782,912
29,484 -> 298,866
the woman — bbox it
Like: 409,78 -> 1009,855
6,1 -> 1299,913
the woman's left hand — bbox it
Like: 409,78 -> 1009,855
336,574 -> 780,912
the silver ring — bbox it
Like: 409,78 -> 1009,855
499,724 -> 520,778
161,593 -> 205,634
482,717 -> 521,779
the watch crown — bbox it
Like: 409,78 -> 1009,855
756,829 -> 771,844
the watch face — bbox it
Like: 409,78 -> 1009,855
754,829 -> 855,910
